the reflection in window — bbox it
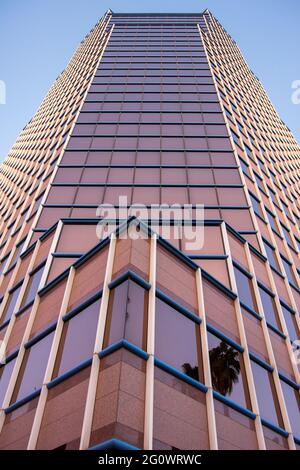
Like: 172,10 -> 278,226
263,241 -> 280,272
0,358 -> 16,405
280,380 -> 300,438
0,285 -> 22,326
53,298 -> 101,378
233,265 -> 257,312
21,264 -> 44,308
12,331 -> 55,403
251,360 -> 283,427
281,304 -> 299,341
259,286 -> 281,331
155,297 -> 202,382
207,331 -> 250,409
281,257 -> 297,286
104,280 -> 147,349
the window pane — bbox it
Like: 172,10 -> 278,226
104,280 -> 147,349
155,297 -> 202,382
12,331 -> 55,403
0,285 -> 22,325
281,305 -> 299,341
207,331 -> 249,409
259,287 -> 280,331
0,359 -> 16,406
21,265 -> 44,308
251,361 -> 283,427
281,380 -> 300,438
234,266 -> 257,311
53,298 -> 101,378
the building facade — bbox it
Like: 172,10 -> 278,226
0,10 -> 299,450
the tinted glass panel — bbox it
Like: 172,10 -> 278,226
12,331 -> 55,403
104,280 -> 147,349
155,297 -> 202,382
53,298 -> 101,378
207,331 -> 249,409
251,361 -> 283,427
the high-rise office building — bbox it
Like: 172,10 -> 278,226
0,10 -> 299,451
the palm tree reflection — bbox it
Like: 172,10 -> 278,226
182,341 -> 241,397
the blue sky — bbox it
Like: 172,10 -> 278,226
0,0 -> 299,162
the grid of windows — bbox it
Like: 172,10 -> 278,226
0,10 -> 299,451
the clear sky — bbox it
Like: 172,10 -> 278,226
0,0 -> 299,162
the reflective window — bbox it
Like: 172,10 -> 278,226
281,257 -> 297,286
12,331 -> 55,403
21,265 -> 44,308
155,297 -> 203,382
104,280 -> 147,349
234,265 -> 257,311
251,360 -> 283,427
281,305 -> 299,342
259,286 -> 281,331
53,298 -> 101,378
0,358 -> 16,405
207,331 -> 250,409
0,285 -> 22,325
280,380 -> 300,438
263,241 -> 280,272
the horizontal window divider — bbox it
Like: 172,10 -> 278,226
28,259 -> 47,277
206,323 -> 244,353
157,236 -> 198,270
189,254 -> 228,260
58,164 -> 239,169
72,133 -> 229,139
238,230 -> 258,235
73,235 -> 111,270
201,268 -> 237,300
4,388 -> 41,415
38,268 -> 70,298
240,301 -> 262,321
51,183 -> 244,188
88,438 -> 139,451
266,322 -> 285,339
63,290 -> 103,323
2,349 -> 19,365
213,390 -> 256,420
257,281 -> 275,297
15,299 -> 35,318
7,279 -> 24,295
64,148 -> 233,154
156,288 -> 201,324
52,252 -> 83,258
47,357 -> 93,390
225,223 -> 247,245
249,351 -> 273,372
270,265 -> 285,280
99,339 -> 149,361
85,100 -> 218,104
248,244 -> 267,262
25,323 -> 57,350
278,372 -> 300,390
2,262 -> 17,277
232,260 -> 253,279
271,228 -> 284,241
78,110 -> 222,114
289,282 -> 300,293
108,271 -> 151,291
154,357 -> 208,393
260,418 -> 289,438
43,203 -> 249,211
0,319 -> 10,332
279,299 -> 296,315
